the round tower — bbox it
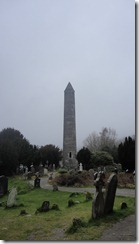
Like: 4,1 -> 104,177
63,82 -> 77,169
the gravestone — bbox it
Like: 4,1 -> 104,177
19,164 -> 24,174
0,175 -> 8,197
27,171 -> 32,180
53,164 -> 55,171
51,204 -> 59,210
53,184 -> 58,191
30,164 -> 35,175
39,164 -> 44,177
104,173 -> 118,214
88,169 -> 94,177
79,163 -> 83,172
25,166 -> 28,175
92,172 -> 105,218
40,201 -> 50,211
59,161 -> 63,167
121,202 -> 127,209
37,201 -> 50,212
44,168 -> 48,176
6,188 -> 17,208
49,173 -> 53,180
34,176 -> 41,187
23,166 -> 28,180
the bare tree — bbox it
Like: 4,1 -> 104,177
84,127 -> 118,152
83,132 -> 100,152
99,127 -> 117,150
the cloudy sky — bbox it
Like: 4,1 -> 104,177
0,0 -> 135,150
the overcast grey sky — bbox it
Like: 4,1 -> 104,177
0,0 -> 135,149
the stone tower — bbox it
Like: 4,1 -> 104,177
63,82 -> 77,169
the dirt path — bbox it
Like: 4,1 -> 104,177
33,176 -> 135,198
98,214 -> 136,241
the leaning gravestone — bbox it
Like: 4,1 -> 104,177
104,173 -> 118,214
6,188 -> 17,208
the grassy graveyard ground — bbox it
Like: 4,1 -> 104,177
0,176 -> 135,241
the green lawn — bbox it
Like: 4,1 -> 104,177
0,177 -> 135,241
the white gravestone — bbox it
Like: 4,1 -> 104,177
7,188 -> 17,208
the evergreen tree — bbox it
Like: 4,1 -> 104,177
76,147 -> 91,170
39,144 -> 62,169
0,128 -> 31,175
118,136 -> 135,171
91,151 -> 114,168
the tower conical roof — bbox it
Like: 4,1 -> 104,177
64,82 -> 74,92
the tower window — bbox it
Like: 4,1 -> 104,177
69,152 -> 72,158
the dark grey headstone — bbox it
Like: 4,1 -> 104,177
104,173 -> 118,214
37,201 -> 50,212
34,177 -> 41,187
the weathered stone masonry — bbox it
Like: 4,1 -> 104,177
63,82 -> 77,169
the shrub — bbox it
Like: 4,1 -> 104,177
53,171 -> 93,187
91,151 -> 114,167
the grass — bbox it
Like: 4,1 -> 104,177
0,176 -> 135,241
